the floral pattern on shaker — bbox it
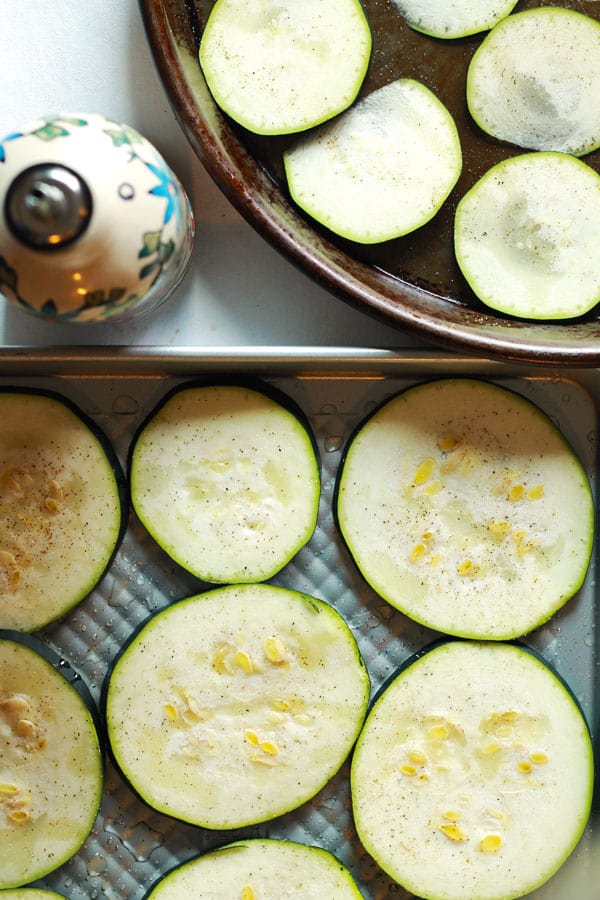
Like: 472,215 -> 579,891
0,114 -> 192,322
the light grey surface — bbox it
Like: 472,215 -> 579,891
0,0 -> 431,351
0,356 -> 596,899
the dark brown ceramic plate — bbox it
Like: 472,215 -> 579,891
140,0 -> 600,364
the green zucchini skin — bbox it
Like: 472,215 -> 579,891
466,7 -> 600,157
391,0 -> 518,39
199,0 -> 372,136
283,77 -> 462,244
0,631 -> 104,889
453,152 -> 600,320
143,838 -> 364,899
369,636 -> 592,716
334,377 -> 594,639
128,378 -> 321,584
351,639 -> 594,900
102,584 -> 369,830
127,377 -> 320,472
0,629 -> 105,748
0,386 -> 127,632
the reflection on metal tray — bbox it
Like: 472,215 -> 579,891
1,351 -> 597,900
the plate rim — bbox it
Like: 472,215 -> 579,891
138,0 -> 600,367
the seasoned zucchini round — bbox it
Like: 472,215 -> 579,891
454,152 -> 600,320
129,382 -> 320,584
351,640 -> 594,900
199,0 -> 372,135
335,378 -> 593,639
145,838 -> 363,898
104,584 -> 369,830
0,388 -> 126,631
0,632 -> 103,889
284,78 -> 462,244
391,0 -> 518,39
466,7 -> 600,156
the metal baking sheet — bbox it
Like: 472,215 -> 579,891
1,350 -> 598,899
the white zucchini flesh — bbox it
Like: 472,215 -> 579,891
0,636 -> 103,889
284,78 -> 462,244
390,0 -> 517,39
351,641 -> 594,900
198,0 -> 372,135
146,838 -> 364,899
104,584 -> 370,830
0,390 -> 124,632
129,383 -> 320,584
454,152 -> 600,320
466,7 -> 600,156
335,378 -> 594,639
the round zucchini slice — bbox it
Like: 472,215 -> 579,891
391,0 -> 517,39
0,388 -> 126,632
145,838 -> 363,899
466,7 -> 600,156
0,632 -> 103,890
103,584 -> 369,830
351,640 -> 594,900
129,381 -> 320,584
454,152 -> 600,320
199,0 -> 372,135
335,378 -> 594,639
284,78 -> 462,244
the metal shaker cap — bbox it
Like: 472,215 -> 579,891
4,162 -> 92,250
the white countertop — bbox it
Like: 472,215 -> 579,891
0,0 -> 436,351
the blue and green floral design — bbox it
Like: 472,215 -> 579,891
0,114 -> 193,322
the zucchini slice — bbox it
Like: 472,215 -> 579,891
129,382 -> 320,584
145,838 -> 363,898
198,0 -> 372,135
284,78 -> 462,244
0,632 -> 103,890
390,0 -> 517,39
0,388 -> 126,632
466,7 -> 600,156
335,378 -> 594,639
103,584 -> 369,830
351,640 -> 594,900
454,152 -> 600,320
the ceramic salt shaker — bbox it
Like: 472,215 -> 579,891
0,113 -> 194,323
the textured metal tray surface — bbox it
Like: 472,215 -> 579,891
1,358 -> 598,899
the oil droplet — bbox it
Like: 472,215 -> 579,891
324,435 -> 342,452
112,394 -> 139,415
87,854 -> 107,877
107,585 -> 131,608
